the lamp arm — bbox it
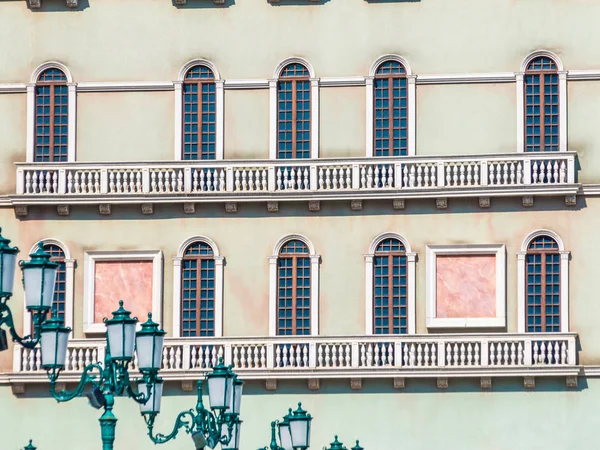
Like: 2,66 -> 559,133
144,409 -> 195,445
125,370 -> 155,405
0,302 -> 43,349
49,363 -> 102,402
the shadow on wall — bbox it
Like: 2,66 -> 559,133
11,196 -> 588,223
268,0 -> 332,6
173,0 -> 236,8
23,0 -> 91,12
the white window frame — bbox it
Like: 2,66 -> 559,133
269,57 -> 319,160
174,59 -> 224,161
269,234 -> 320,336
172,236 -> 224,338
366,55 -> 416,157
23,239 -> 75,336
426,244 -> 506,329
83,250 -> 163,334
365,232 -> 417,335
517,229 -> 570,333
516,50 -> 567,153
27,62 -> 76,163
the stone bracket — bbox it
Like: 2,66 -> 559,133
308,379 -> 320,390
437,377 -> 448,389
350,200 -> 363,211
566,376 -> 578,388
57,205 -> 70,216
99,204 -> 112,215
393,377 -> 405,389
480,376 -> 492,389
565,195 -> 577,207
393,199 -> 405,210
350,378 -> 362,390
184,203 -> 195,214
15,206 -> 28,217
524,376 -> 535,389
478,197 -> 491,208
522,196 -> 534,208
141,203 -> 154,215
225,202 -> 238,213
308,200 -> 320,212
181,380 -> 194,392
436,198 -> 448,209
265,379 -> 277,391
267,201 -> 279,213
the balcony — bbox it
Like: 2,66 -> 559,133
13,152 -> 578,210
8,333 -> 579,391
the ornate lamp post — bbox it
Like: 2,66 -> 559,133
0,232 -> 58,352
260,404 -> 364,450
142,359 -> 244,450
38,301 -> 165,450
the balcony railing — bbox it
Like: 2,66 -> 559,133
10,333 -> 578,383
14,152 -> 577,202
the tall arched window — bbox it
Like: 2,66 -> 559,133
525,235 -> 561,332
525,57 -> 559,152
181,242 -> 216,336
277,240 -> 311,335
373,238 -> 408,334
44,243 -> 67,321
35,68 -> 69,162
277,64 -> 311,159
374,61 -> 408,157
183,65 -> 216,160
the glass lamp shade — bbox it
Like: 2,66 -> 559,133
104,301 -> 138,361
138,379 -> 164,415
221,419 -> 242,450
206,359 -> 235,411
135,313 -> 166,372
288,403 -> 312,449
0,229 -> 18,298
278,411 -> 294,450
20,243 -> 58,313
40,314 -> 71,370
226,377 -> 244,416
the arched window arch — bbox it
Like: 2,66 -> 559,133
277,64 -> 311,159
365,233 -> 416,335
35,68 -> 69,162
518,230 -> 569,333
269,235 -> 320,336
24,239 -> 74,336
373,60 -> 408,157
173,237 -> 224,337
517,51 -> 566,153
174,60 -> 224,161
183,65 -> 217,160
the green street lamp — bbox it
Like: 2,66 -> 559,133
0,234 -> 58,352
39,301 -> 165,450
142,359 -> 244,450
260,405 -> 363,450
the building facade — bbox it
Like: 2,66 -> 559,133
0,0 -> 599,449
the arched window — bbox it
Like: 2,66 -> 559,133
183,65 -> 216,160
277,240 -> 311,335
524,57 -> 559,152
181,242 -> 216,337
373,238 -> 408,334
365,233 -> 416,335
277,64 -> 311,159
35,68 -> 69,162
518,230 -> 569,333
525,235 -> 561,332
374,61 -> 408,157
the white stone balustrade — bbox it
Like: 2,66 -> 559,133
15,152 -> 577,199
11,333 -> 578,382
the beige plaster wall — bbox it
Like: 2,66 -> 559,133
76,91 -> 173,162
224,89 -> 269,160
0,196 -> 598,371
568,80 -> 600,183
320,86 -> 365,159
0,93 -> 26,194
417,83 -> 516,156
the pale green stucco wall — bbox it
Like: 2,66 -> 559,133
224,90 -> 270,160
320,86 -> 365,159
0,195 -> 598,369
0,377 -> 597,450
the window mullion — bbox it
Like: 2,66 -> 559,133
292,81 -> 298,158
540,75 -> 546,152
49,85 -> 56,161
540,254 -> 547,332
292,256 -> 298,335
195,257 -> 202,336
387,254 -> 394,334
388,77 -> 394,157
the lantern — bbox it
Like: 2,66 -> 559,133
139,378 -> 164,415
221,418 -> 242,450
20,242 -> 58,313
40,313 -> 71,370
278,410 -> 294,450
205,359 -> 235,411
288,403 -> 312,450
135,313 -> 165,373
0,228 -> 18,298
104,301 -> 137,361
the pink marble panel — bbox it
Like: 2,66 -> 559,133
94,261 -> 153,323
436,255 -> 496,319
